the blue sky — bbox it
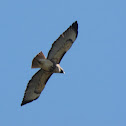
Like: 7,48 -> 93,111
0,0 -> 126,126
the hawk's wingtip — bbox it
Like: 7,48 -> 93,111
73,20 -> 77,23
21,96 -> 39,106
21,101 -> 26,106
72,21 -> 78,37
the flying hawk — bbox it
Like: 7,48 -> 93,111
21,21 -> 78,106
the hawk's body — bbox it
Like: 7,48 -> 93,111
21,21 -> 78,106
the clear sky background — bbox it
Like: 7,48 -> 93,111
0,0 -> 126,126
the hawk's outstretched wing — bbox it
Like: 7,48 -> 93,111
47,21 -> 78,64
21,69 -> 52,106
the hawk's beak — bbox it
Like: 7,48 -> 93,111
60,70 -> 65,74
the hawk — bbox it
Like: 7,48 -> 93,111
21,21 -> 78,106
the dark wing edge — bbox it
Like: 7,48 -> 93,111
21,69 -> 52,106
47,21 -> 78,64
21,96 -> 39,106
72,21 -> 78,37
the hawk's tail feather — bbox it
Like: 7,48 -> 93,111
31,51 -> 46,68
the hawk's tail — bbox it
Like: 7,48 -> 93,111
31,51 -> 46,68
